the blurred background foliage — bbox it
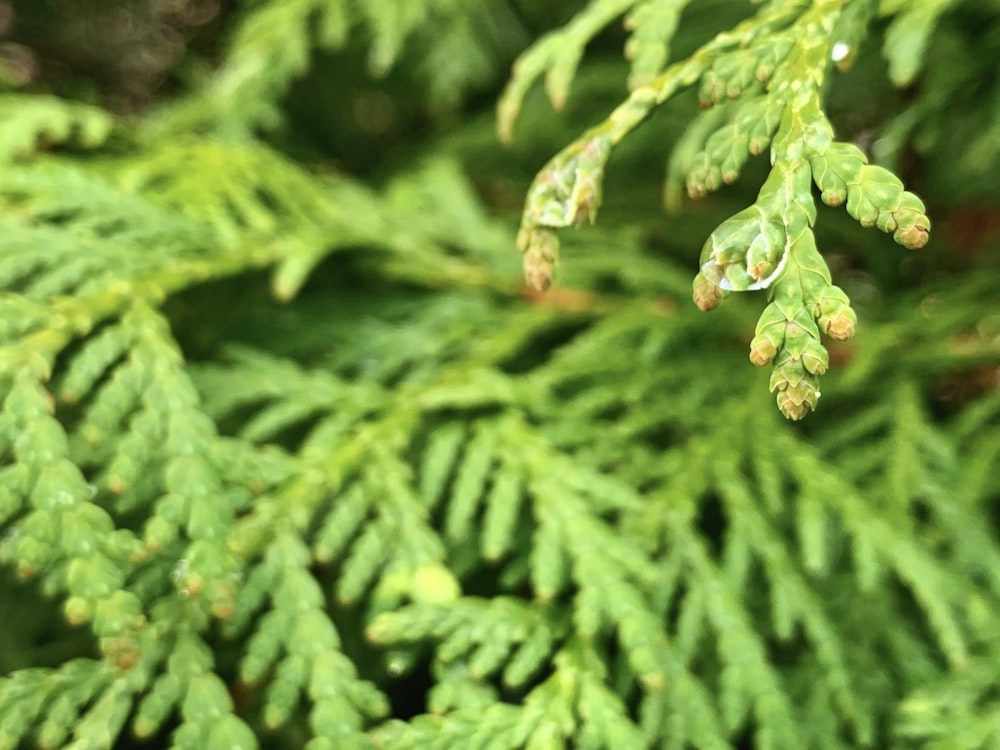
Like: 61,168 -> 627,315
4,0 -> 999,221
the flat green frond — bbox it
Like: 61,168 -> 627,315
714,462 -> 869,743
673,527 -> 802,748
0,660 -> 113,750
191,346 -> 386,444
784,436 -> 972,669
418,421 -> 467,510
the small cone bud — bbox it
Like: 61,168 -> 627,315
65,596 -> 93,626
520,229 -> 559,292
821,188 -> 846,207
692,273 -> 725,311
750,302 -> 788,365
895,222 -> 930,249
524,248 -> 555,291
748,258 -> 775,281
776,381 -> 821,420
770,358 -> 821,420
889,193 -> 931,249
749,336 -> 778,366
823,309 -> 856,340
814,286 -> 856,340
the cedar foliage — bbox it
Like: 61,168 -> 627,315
1,1 -> 1000,749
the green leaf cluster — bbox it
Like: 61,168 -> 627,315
1,2 -> 999,750
508,0 -> 942,418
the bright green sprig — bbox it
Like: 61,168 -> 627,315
367,596 -> 558,692
624,0 -> 694,89
3,4 -> 995,749
0,94 -> 112,163
133,631 -> 257,750
509,0 -> 809,292
697,83 -> 929,418
881,0 -> 959,86
510,0 -> 931,418
238,532 -> 389,740
685,95 -> 785,197
0,367 -> 146,651
0,101 -> 506,747
370,640 -> 649,750
810,138 -> 932,249
498,0 -> 640,144
897,657 -> 1000,749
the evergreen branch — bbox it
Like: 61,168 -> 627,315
508,0 -> 807,254
2,5 -> 998,746
237,531 -> 389,743
371,639 -> 649,750
498,0 -> 641,143
0,660 -> 114,749
784,434 -> 972,669
509,0 -> 934,418
149,0 -> 348,134
207,325 -> 743,747
881,0 -> 958,86
668,517 -> 804,749
0,366 -> 146,645
897,655 -> 1000,750
624,0 -> 695,89
153,0 -> 519,135
711,460 -> 870,744
367,596 -> 558,691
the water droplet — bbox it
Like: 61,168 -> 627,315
387,658 -> 407,677
52,490 -> 75,507
831,42 -> 850,63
